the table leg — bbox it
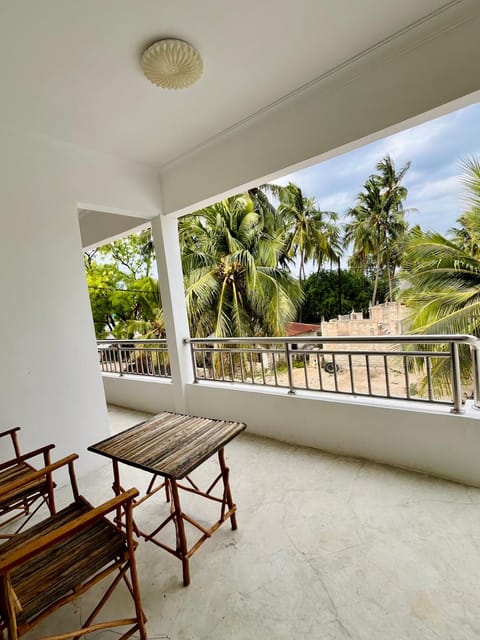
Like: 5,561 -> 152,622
218,448 -> 237,530
169,478 -> 190,586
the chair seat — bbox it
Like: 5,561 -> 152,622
1,498 -> 128,627
0,462 -> 48,510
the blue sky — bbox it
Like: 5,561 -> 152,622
274,102 -> 480,235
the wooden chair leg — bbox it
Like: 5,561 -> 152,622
170,479 -> 190,586
125,496 -> 148,638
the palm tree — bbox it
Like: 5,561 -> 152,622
261,183 -> 341,284
179,194 -> 303,338
451,158 -> 480,256
376,155 -> 411,295
401,158 -> 480,335
344,155 -> 410,304
345,176 -> 386,304
401,228 -> 480,335
400,158 -> 480,391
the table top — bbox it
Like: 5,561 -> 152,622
88,411 -> 247,479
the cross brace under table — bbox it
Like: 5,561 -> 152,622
88,411 -> 246,586
111,447 -> 237,586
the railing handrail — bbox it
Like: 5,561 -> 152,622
185,334 -> 480,347
97,339 -> 167,344
186,333 -> 480,413
96,335 -> 480,413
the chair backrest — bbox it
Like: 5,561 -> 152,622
0,429 -> 21,462
0,455 -> 147,640
0,434 -> 56,537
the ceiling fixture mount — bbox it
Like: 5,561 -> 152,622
141,39 -> 203,90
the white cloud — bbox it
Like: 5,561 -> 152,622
320,191 -> 353,212
412,174 -> 460,200
269,103 -> 480,237
380,117 -> 449,162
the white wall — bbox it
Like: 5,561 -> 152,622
159,5 -> 480,216
80,211 -> 149,250
0,123 -> 162,474
186,384 -> 480,488
102,375 -> 480,487
102,375 -> 176,414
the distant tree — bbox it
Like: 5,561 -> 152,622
301,270 -> 386,324
261,183 -> 341,284
97,228 -> 156,278
344,155 -> 411,304
85,230 -> 161,339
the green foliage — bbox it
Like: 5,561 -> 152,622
85,230 -> 162,339
85,157 -> 411,342
179,194 -> 303,337
260,183 -> 341,283
400,157 -> 480,392
344,155 -> 411,304
301,269 -> 386,323
97,228 -> 156,278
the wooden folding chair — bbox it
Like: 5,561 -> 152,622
0,454 -> 147,640
0,428 -> 55,538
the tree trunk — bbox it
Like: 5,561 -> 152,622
337,258 -> 342,316
385,245 -> 393,301
372,251 -> 381,306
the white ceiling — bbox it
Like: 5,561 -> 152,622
0,0 -> 465,169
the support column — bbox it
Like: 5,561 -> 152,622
151,214 -> 194,412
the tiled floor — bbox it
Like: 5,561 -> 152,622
18,405 -> 480,639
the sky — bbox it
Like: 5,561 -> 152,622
274,102 -> 480,235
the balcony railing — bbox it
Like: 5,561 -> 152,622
97,339 -> 170,378
185,335 -> 480,414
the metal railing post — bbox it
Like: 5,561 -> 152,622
285,343 -> 295,394
117,344 -> 123,377
472,345 -> 480,410
450,342 -> 463,414
188,341 -> 199,383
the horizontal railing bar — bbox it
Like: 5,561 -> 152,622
113,346 -> 168,351
289,386 -> 451,404
97,339 -> 167,344
191,346 -> 452,358
191,375 -> 451,405
185,334 -> 480,347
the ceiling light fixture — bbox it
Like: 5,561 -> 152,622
141,39 -> 203,90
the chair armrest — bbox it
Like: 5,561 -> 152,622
0,488 -> 139,573
0,454 -> 78,500
0,444 -> 55,472
0,427 -> 21,440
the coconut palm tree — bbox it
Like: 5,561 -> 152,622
179,193 -> 302,338
401,159 -> 480,336
450,158 -> 480,256
344,177 -> 385,305
344,155 -> 410,304
376,155 -> 411,295
400,158 -> 480,392
261,183 -> 341,283
401,228 -> 480,335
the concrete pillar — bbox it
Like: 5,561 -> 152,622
151,214 -> 194,411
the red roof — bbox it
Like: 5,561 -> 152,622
286,322 -> 321,337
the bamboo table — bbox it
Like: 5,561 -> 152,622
88,411 -> 246,586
